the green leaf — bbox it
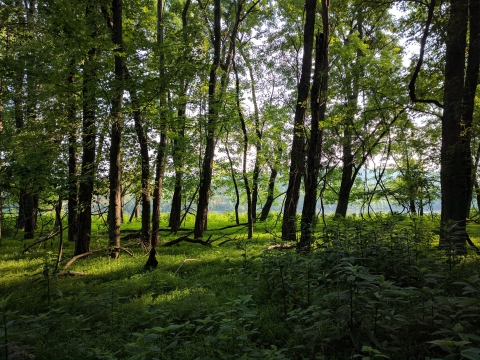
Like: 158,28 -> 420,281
460,348 -> 480,360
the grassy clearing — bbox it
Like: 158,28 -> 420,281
1,213 -> 480,359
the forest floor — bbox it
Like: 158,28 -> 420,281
2,213 -> 480,359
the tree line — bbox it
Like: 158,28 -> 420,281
0,0 -> 478,255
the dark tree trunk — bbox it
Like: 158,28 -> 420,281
0,76 -> 2,245
299,2 -> 329,250
240,47 -> 262,223
169,1 -> 190,232
439,0 -> 480,253
225,135 -> 240,225
132,105 -> 151,244
194,0 -> 222,239
259,166 -> 278,222
128,196 -> 140,223
169,85 -> 187,232
335,140 -> 354,218
194,0 -> 244,238
108,0 -> 124,259
151,131 -> 166,247
67,66 -> 79,243
281,0 -> 317,241
151,0 -> 167,248
234,61 -> 253,238
334,11 -> 363,219
76,5 -> 97,256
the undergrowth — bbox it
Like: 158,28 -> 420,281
1,213 -> 480,359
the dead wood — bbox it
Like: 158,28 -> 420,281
163,234 -> 211,247
22,230 -> 61,254
62,246 -> 134,270
56,271 -> 88,276
264,244 -> 296,251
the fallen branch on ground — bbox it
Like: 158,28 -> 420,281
174,257 -> 200,276
264,244 -> 296,251
22,230 -> 61,254
163,235 -> 212,247
62,247 -> 134,270
56,271 -> 88,276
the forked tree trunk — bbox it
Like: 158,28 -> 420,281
439,0 -> 480,253
299,1 -> 329,250
281,0 -> 316,241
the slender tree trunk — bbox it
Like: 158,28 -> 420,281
194,0 -> 245,238
281,0 -> 316,241
151,0 -> 167,248
76,5 -> 97,256
239,48 -> 262,222
225,136 -> 240,225
259,166 -> 278,221
132,103 -> 151,244
234,61 -> 253,237
194,0 -> 222,239
300,2 -> 329,250
0,75 -> 2,246
108,0 -> 124,259
170,0 -> 191,232
169,82 -> 188,232
67,65 -> 78,243
439,0 -> 480,253
334,12 -> 363,219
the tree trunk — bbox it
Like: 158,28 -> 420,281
108,0 -> 124,259
259,166 -> 278,221
132,105 -> 151,244
439,0 -> 480,253
234,61 -> 253,238
281,0 -> 316,241
239,47 -> 262,223
169,1 -> 191,232
194,0 -> 222,239
169,83 -> 187,232
151,131 -> 166,247
151,0 -> 167,248
299,1 -> 329,250
67,65 -> 78,243
76,4 -> 98,256
194,0 -> 244,238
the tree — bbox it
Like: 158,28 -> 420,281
107,0 -> 125,258
439,0 -> 480,253
299,0 -> 329,250
281,0 -> 316,242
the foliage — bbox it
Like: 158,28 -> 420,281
1,215 -> 480,359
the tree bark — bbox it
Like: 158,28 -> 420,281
108,0 -> 124,259
233,60 -> 253,237
76,4 -> 98,256
439,0 -> 480,253
151,0 -> 167,248
259,165 -> 279,221
281,0 -> 316,241
169,0 -> 191,232
194,0 -> 222,239
67,64 -> 79,243
299,0 -> 329,250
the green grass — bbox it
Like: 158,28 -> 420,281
1,213 -> 480,359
